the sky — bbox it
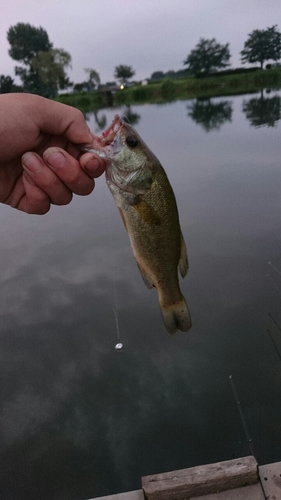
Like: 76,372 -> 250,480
0,0 -> 280,86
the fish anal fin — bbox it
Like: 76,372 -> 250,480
178,232 -> 189,278
137,262 -> 155,289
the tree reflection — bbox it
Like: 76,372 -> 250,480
83,110 -> 107,132
122,104 -> 141,125
187,98 -> 233,132
242,91 -> 281,127
93,110 -> 107,130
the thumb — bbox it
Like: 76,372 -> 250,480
32,95 -> 93,144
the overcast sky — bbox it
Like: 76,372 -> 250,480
1,0 -> 280,85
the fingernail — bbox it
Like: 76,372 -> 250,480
22,152 -> 43,173
45,151 -> 66,169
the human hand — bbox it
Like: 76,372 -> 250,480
0,93 -> 105,214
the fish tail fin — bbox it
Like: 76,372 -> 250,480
160,296 -> 192,335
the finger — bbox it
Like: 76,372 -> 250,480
22,151 -> 73,205
43,147 -> 95,196
79,152 -> 105,178
19,173 -> 51,214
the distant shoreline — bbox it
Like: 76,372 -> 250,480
56,67 -> 281,112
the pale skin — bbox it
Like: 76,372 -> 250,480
0,93 -> 106,214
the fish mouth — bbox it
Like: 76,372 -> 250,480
90,115 -> 123,150
99,115 -> 123,146
81,115 -> 123,158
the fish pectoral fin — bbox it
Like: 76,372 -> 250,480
178,232 -> 189,278
133,200 -> 161,225
137,262 -> 155,289
121,192 -> 140,207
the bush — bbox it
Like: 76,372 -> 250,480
132,86 -> 150,102
161,78 -> 176,99
56,92 -> 103,112
195,67 -> 260,78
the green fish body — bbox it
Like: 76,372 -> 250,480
85,116 -> 191,335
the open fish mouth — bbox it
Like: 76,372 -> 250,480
81,115 -> 123,157
99,115 -> 123,146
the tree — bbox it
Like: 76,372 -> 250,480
241,25 -> 281,69
0,75 -> 16,94
31,49 -> 72,97
114,64 -> 135,85
7,23 -> 71,97
183,38 -> 231,75
14,65 -> 47,95
84,68 -> 100,90
7,23 -> 53,95
151,71 -> 164,80
7,23 -> 52,65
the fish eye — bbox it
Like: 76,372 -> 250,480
125,136 -> 138,148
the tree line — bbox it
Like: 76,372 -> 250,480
183,25 -> 281,76
0,23 -> 136,97
1,22 -> 281,97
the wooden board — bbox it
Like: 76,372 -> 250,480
142,456 -> 258,500
190,482 -> 265,499
259,461 -> 281,499
90,490 -> 144,500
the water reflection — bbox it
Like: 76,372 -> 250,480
242,91 -> 281,127
187,98 -> 232,132
122,104 -> 141,125
85,105 -> 141,132
92,110 -> 107,130
1,93 -> 281,499
85,109 -> 108,132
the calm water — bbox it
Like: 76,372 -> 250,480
1,91 -> 281,500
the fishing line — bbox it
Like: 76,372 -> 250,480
268,313 -> 281,335
268,260 -> 281,276
120,112 -> 130,124
105,186 -> 124,351
113,307 -> 123,351
229,374 -> 255,457
111,235 -> 123,351
266,273 -> 281,299
267,329 -> 281,362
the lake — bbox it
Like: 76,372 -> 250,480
1,90 -> 281,500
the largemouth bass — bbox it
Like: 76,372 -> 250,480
83,115 -> 191,335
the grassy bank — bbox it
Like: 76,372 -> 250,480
115,67 -> 281,105
56,67 -> 281,111
56,92 -> 104,112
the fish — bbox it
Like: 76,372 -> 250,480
83,115 -> 191,335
